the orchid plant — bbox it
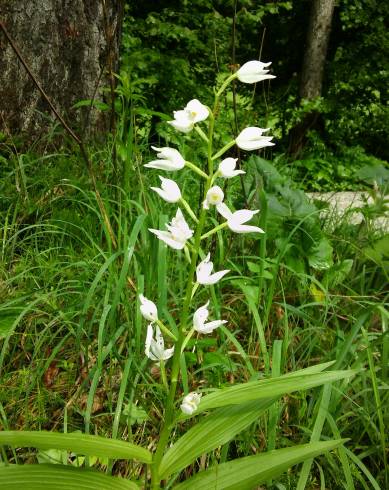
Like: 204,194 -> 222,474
0,61 -> 351,490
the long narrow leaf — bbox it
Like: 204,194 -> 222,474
160,399 -> 275,478
0,431 -> 152,464
198,369 -> 354,412
173,440 -> 345,490
0,464 -> 138,490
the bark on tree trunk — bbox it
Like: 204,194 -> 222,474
0,0 -> 123,141
288,0 -> 335,157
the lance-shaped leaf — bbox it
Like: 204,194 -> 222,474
0,464 -> 139,490
173,440 -> 346,490
160,399 -> 275,478
0,431 -> 152,464
197,369 -> 354,413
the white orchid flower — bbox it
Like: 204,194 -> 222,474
168,110 -> 194,133
180,392 -> 202,415
218,157 -> 245,178
236,127 -> 274,151
193,301 -> 227,334
145,324 -> 174,361
151,176 -> 181,203
203,185 -> 224,210
237,60 -> 276,84
149,208 -> 193,250
139,294 -> 158,322
144,146 -> 186,171
217,203 -> 264,234
168,99 -> 209,133
196,253 -> 229,285
185,99 -> 209,123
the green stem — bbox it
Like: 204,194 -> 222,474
201,221 -> 228,240
194,125 -> 209,144
211,140 -> 235,161
180,198 -> 199,223
156,319 -> 177,342
181,328 -> 195,353
159,360 -> 168,392
185,160 -> 208,179
216,73 -> 237,97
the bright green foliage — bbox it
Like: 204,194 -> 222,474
0,464 -> 139,490
0,431 -> 152,463
173,440 -> 345,490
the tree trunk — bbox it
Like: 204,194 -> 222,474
0,0 -> 123,141
288,0 -> 335,156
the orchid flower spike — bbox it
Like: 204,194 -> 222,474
151,176 -> 181,203
168,99 -> 209,133
145,324 -> 174,361
236,127 -> 274,151
139,294 -> 158,322
180,392 -> 202,415
218,158 -> 245,178
145,146 -> 186,171
149,208 -> 193,250
203,185 -> 224,210
196,253 -> 229,285
237,60 -> 276,84
217,203 -> 264,234
193,301 -> 227,334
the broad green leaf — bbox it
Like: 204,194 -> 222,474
0,464 -> 138,489
173,440 -> 345,490
0,431 -> 152,464
197,369 -> 354,412
308,237 -> 334,270
160,399 -> 275,478
177,362 -> 336,422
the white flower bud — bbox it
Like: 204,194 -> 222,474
180,392 -> 202,415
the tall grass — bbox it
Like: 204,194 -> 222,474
0,89 -> 387,488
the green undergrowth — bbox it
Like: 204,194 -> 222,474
0,137 -> 388,488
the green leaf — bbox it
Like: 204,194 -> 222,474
160,399 -> 275,478
0,315 -> 18,339
0,464 -> 138,490
197,369 -> 354,412
308,237 -> 334,270
0,431 -> 152,464
173,440 -> 345,490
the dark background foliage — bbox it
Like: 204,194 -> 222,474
121,0 -> 388,190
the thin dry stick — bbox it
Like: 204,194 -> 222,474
0,20 -> 117,248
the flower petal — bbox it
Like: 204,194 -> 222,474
149,229 -> 186,250
197,320 -> 227,334
230,209 -> 259,225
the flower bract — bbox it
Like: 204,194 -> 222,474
139,294 -> 158,322
145,146 -> 186,171
237,60 -> 276,84
196,253 -> 229,285
193,301 -> 226,334
235,127 -> 274,151
145,324 -> 174,361
217,203 -> 264,234
218,157 -> 245,178
180,392 -> 202,415
151,176 -> 181,203
149,208 -> 193,250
